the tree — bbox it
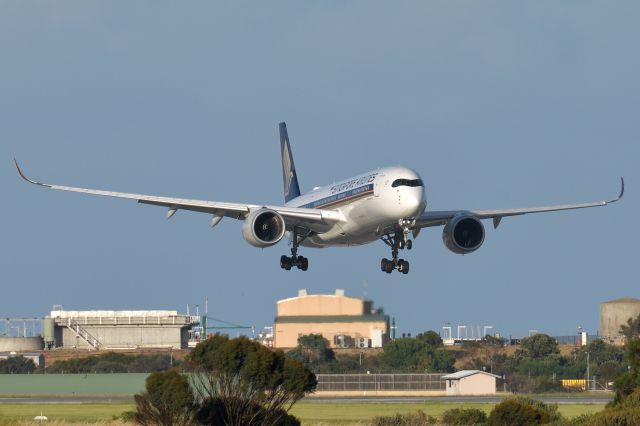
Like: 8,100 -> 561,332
482,335 -> 506,347
133,369 -> 196,426
188,335 -> 316,426
613,337 -> 640,403
620,314 -> 640,342
285,334 -> 335,369
0,356 -> 36,374
431,348 -> 455,373
519,334 -> 559,360
415,330 -> 443,348
378,338 -> 431,371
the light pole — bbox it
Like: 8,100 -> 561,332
586,351 -> 590,391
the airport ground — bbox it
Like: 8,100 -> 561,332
0,400 -> 609,425
0,393 -> 612,425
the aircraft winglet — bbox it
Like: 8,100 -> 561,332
14,159 -> 51,188
607,177 -> 625,204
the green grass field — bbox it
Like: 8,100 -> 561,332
0,401 -> 606,425
0,404 -> 133,423
0,374 -> 147,397
0,375 -> 611,424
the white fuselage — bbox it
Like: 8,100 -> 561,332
286,166 -> 426,247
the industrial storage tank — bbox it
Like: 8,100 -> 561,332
600,297 -> 640,343
0,336 -> 44,352
43,317 -> 55,349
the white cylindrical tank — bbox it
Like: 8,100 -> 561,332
43,317 -> 55,348
600,297 -> 640,340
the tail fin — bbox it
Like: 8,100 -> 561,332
279,122 -> 301,203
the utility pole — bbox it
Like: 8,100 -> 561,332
586,351 -> 590,391
391,318 -> 397,340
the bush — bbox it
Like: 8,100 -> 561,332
133,369 -> 196,426
442,407 -> 487,425
196,397 -> 300,426
46,352 -> 176,373
188,335 -> 315,426
585,409 -> 640,426
587,389 -> 640,425
372,410 -> 437,426
487,397 -> 562,426
0,356 -> 36,374
565,413 -> 594,425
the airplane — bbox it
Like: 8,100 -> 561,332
15,122 -> 624,274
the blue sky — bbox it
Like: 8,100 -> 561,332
2,1 -> 638,338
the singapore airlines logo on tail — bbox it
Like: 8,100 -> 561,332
283,144 -> 293,197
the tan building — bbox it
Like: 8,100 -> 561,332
442,370 -> 500,396
600,297 -> 640,345
274,289 -> 389,349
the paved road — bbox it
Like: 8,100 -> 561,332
0,396 -> 133,404
305,395 -> 613,404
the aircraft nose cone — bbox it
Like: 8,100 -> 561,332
405,189 -> 425,217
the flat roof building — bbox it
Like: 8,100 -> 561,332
274,289 -> 389,349
49,309 -> 196,350
442,370 -> 501,396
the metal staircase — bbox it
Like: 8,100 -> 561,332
65,318 -> 102,350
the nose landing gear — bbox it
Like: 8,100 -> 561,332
380,230 -> 412,274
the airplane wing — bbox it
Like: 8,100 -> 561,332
413,178 -> 624,230
14,160 -> 343,231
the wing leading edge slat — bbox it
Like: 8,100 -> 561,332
414,177 -> 624,230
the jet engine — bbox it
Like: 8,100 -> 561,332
242,208 -> 286,248
442,213 -> 485,254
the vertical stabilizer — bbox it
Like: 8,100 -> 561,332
279,122 -> 301,202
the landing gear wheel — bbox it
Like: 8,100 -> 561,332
381,258 -> 393,273
280,255 -> 292,271
298,256 -> 309,271
396,239 -> 405,250
406,240 -> 413,250
398,259 -> 410,274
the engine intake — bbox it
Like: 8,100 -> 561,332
442,213 -> 485,254
242,208 -> 286,248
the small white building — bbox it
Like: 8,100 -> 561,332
442,370 -> 501,395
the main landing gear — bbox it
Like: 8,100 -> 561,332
280,228 -> 309,271
380,222 -> 413,274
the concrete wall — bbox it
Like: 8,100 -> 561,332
277,294 -> 365,316
274,320 -> 388,348
446,374 -> 496,396
58,325 -> 188,349
0,336 -> 44,352
600,297 -> 640,342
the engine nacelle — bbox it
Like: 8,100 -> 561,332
442,213 -> 485,254
242,208 -> 286,248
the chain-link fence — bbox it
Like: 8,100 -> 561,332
316,374 -> 446,391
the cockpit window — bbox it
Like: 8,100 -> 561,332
392,178 -> 424,188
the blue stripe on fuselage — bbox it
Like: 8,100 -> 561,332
300,184 -> 374,209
